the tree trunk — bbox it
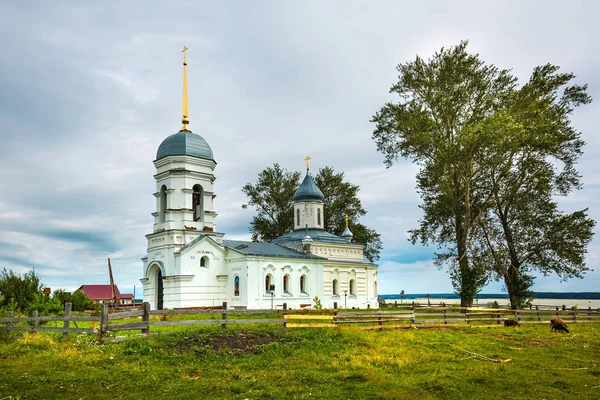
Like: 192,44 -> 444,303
498,209 -> 524,310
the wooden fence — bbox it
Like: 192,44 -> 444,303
1,303 -> 599,336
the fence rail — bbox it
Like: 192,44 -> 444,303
2,302 -> 599,336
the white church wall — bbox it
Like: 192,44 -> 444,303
234,257 -> 324,310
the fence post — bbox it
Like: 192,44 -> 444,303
589,307 -> 592,322
411,308 -> 415,325
536,306 -> 540,323
466,309 -> 471,325
333,306 -> 338,328
378,310 -> 382,331
283,303 -> 287,328
7,311 -> 13,329
496,311 -> 500,325
101,304 -> 109,337
572,308 -> 577,324
63,302 -> 72,338
222,302 -> 227,330
31,310 -> 38,333
443,309 -> 447,325
515,310 -> 520,324
141,302 -> 150,334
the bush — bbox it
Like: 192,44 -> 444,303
312,296 -> 322,310
0,268 -> 43,312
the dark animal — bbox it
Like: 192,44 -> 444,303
550,317 -> 569,333
504,320 -> 520,327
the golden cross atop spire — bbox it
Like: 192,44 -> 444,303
305,155 -> 311,171
345,214 -> 349,227
181,46 -> 190,131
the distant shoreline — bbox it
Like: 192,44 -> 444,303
379,292 -> 600,300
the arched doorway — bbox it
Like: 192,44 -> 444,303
156,268 -> 164,310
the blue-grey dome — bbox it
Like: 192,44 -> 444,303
341,226 -> 353,239
156,130 -> 214,161
293,173 -> 324,202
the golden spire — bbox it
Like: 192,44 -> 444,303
181,46 -> 190,131
345,214 -> 349,227
305,155 -> 311,171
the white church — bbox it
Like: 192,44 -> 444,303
140,49 -> 379,310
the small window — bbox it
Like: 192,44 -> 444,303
317,208 -> 321,226
200,256 -> 209,268
332,279 -> 339,296
192,184 -> 203,222
300,275 -> 307,294
296,209 -> 300,227
283,274 -> 290,294
234,276 -> 240,297
349,279 -> 355,295
265,274 -> 272,294
159,185 -> 167,223
374,280 -> 377,295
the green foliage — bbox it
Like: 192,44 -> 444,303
70,290 -> 95,311
372,40 -> 595,306
27,292 -> 63,315
242,164 -> 382,261
51,289 -> 95,311
312,296 -> 323,310
0,268 -> 43,312
242,163 -> 301,242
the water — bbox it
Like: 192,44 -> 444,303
379,292 -> 600,309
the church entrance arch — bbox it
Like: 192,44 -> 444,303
156,268 -> 164,310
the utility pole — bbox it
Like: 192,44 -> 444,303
108,258 -> 117,309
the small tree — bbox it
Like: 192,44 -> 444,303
0,268 -> 43,312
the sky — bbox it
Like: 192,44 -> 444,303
1,0 -> 599,297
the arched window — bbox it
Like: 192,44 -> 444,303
192,184 -> 203,222
300,275 -> 307,294
317,208 -> 321,226
234,276 -> 240,297
374,280 -> 377,295
200,256 -> 209,268
159,185 -> 167,223
283,274 -> 290,294
332,279 -> 339,296
296,209 -> 300,227
349,279 -> 355,295
265,274 -> 272,294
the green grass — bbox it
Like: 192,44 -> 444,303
1,324 -> 599,399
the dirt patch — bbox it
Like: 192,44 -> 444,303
177,331 -> 296,356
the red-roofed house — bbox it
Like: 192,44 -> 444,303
76,285 -> 134,305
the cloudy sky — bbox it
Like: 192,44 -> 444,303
1,1 -> 599,297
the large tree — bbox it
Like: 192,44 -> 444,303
371,41 -> 516,306
372,42 -> 595,307
242,164 -> 382,262
472,65 -> 595,308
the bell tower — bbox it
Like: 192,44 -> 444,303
293,156 -> 325,231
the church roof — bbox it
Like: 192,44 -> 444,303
293,173 -> 324,202
271,228 -> 348,244
156,130 -> 214,162
222,240 -> 323,259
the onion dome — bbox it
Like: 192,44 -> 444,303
341,226 -> 353,241
156,131 -> 214,161
293,173 -> 324,202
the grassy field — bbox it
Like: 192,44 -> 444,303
0,323 -> 598,399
